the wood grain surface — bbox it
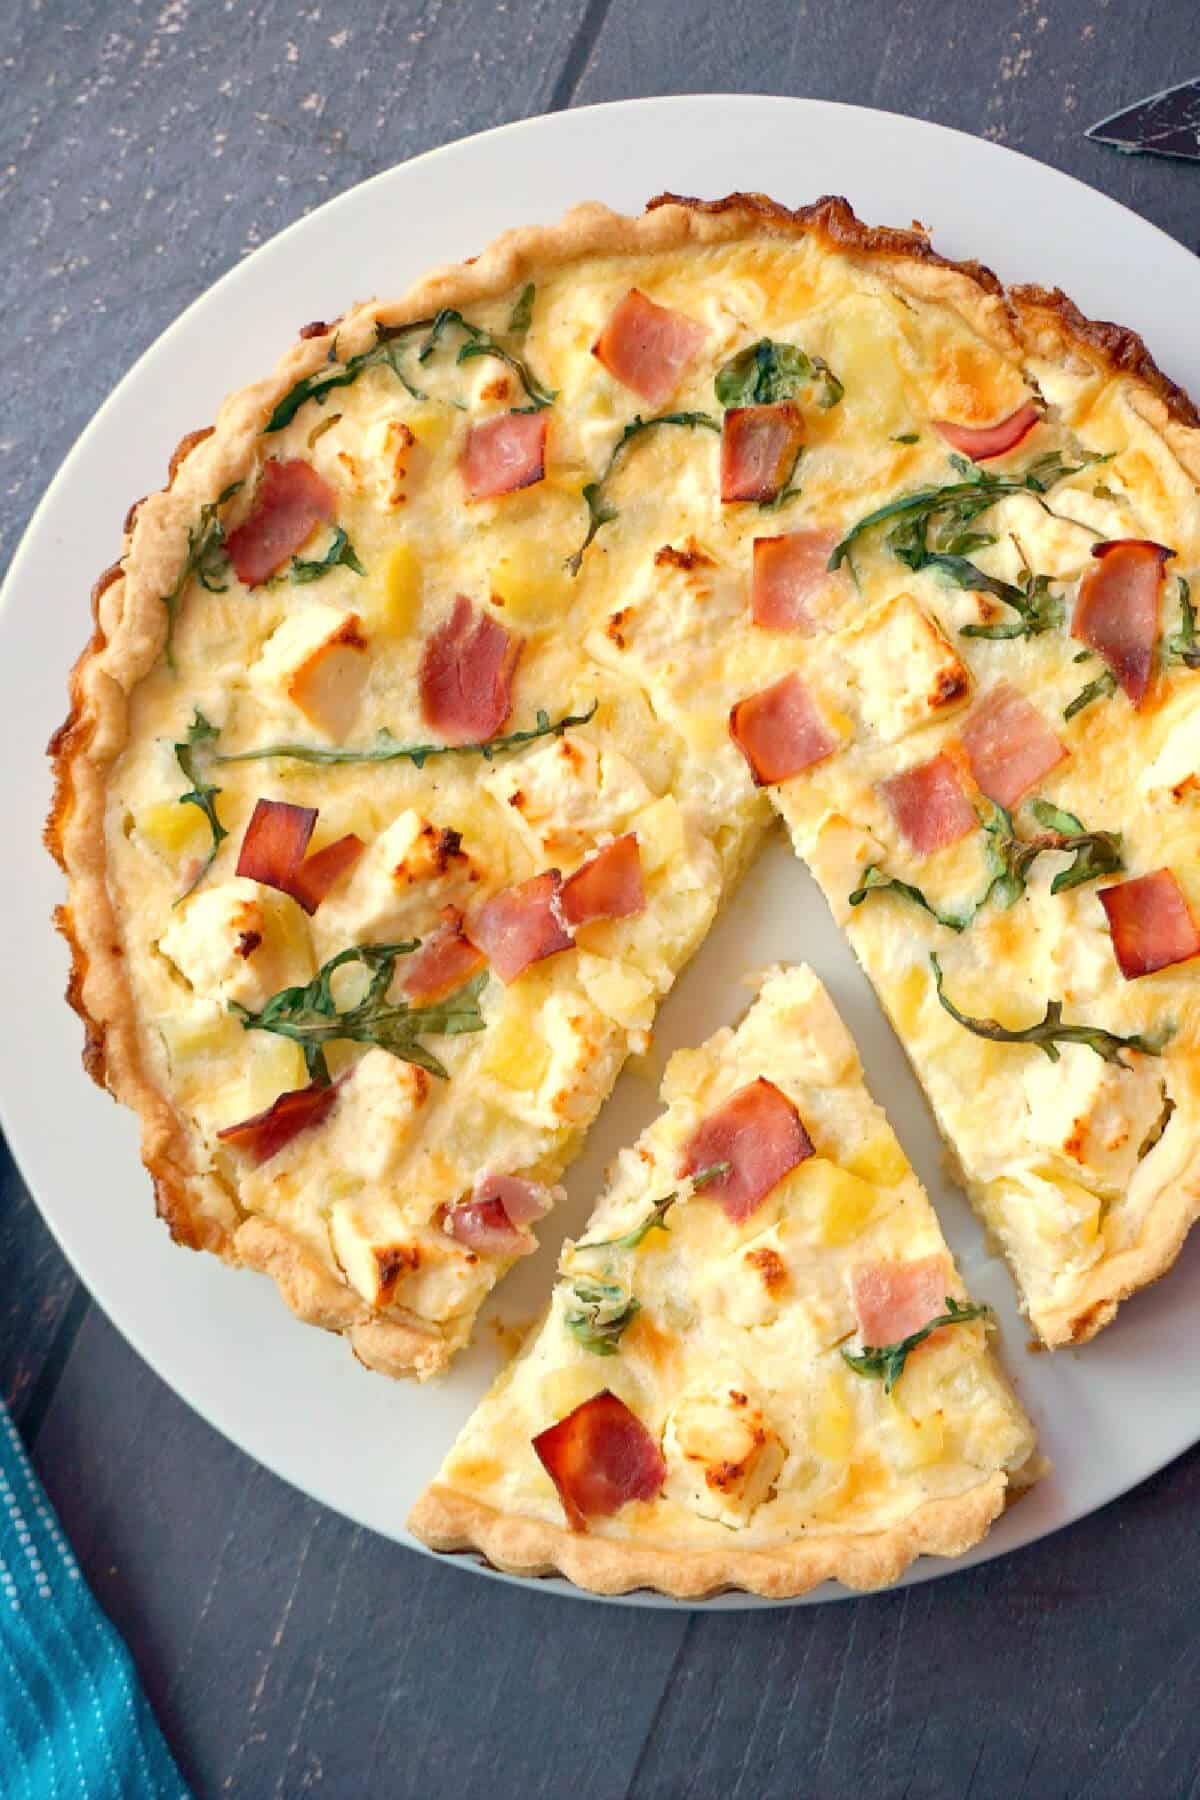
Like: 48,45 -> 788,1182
4,1 -> 1200,1794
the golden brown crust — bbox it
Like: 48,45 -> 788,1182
1011,283 -> 1200,431
408,1475 -> 1009,1599
49,190 -> 1200,1374
647,190 -> 1006,296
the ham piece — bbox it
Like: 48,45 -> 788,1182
1098,869 -> 1200,980
418,595 -> 521,745
934,401 -> 1041,462
533,1391 -> 666,1531
236,799 -> 362,915
463,412 -> 548,500
286,833 -> 364,914
1072,538 -> 1173,708
720,402 -> 805,503
468,870 -> 573,983
236,798 -> 318,892
880,753 -> 978,855
750,529 -> 840,632
401,908 -> 487,1003
961,682 -> 1066,810
225,460 -> 336,586
729,670 -> 837,787
444,1174 -> 555,1257
591,289 -> 705,408
217,1077 -> 343,1167
853,1257 -> 947,1347
560,835 -> 646,928
680,1077 -> 814,1224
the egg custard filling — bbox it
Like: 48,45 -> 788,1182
50,194 -> 1200,1387
409,965 -> 1037,1598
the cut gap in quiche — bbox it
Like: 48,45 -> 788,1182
49,192 -> 1200,1376
409,966 -> 1038,1598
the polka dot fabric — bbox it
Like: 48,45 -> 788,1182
0,1404 -> 187,1799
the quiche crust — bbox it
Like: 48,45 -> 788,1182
407,1477 -> 1009,1600
47,191 -> 1200,1371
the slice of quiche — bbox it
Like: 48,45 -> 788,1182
409,966 -> 1037,1598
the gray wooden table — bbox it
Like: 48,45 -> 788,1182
4,2 -> 1200,1794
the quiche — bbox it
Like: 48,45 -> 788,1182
49,192 -> 1200,1383
409,965 -> 1037,1598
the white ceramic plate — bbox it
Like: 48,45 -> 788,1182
5,95 -> 1200,1609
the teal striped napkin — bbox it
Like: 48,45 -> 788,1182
0,1402 -> 188,1799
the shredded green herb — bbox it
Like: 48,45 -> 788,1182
850,800 -> 1040,932
1063,668 -> 1118,721
574,1162 -> 731,1254
1164,577 -> 1200,670
173,710 -> 227,901
417,307 -> 556,411
265,327 -> 428,431
564,1278 -> 639,1356
957,569 -> 1063,641
564,1163 -> 730,1355
288,526 -> 365,584
714,338 -> 843,410
566,412 -> 720,575
1024,799 -> 1123,894
1137,1087 -> 1176,1162
849,864 -> 979,934
891,432 -> 920,445
265,307 -> 555,433
828,450 -> 1101,577
160,482 -> 243,672
506,283 -> 536,339
231,943 -> 487,1084
215,700 -> 598,771
842,1295 -> 992,1393
930,953 -> 1169,1067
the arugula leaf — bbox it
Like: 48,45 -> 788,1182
216,700 -> 598,771
843,465 -> 1065,641
419,307 -> 556,411
930,953 -> 1169,1067
1163,577 -> 1200,670
1026,799 -> 1123,893
173,710 -> 228,901
1137,1086 -> 1176,1162
850,801 -> 1031,932
564,1163 -> 730,1354
849,865 -> 977,933
231,944 -> 487,1084
160,482 -> 243,673
565,412 -> 720,575
957,569 -> 1063,641
842,1295 -> 992,1394
828,451 -> 1098,574
507,283 -> 536,339
564,1278 -> 640,1356
575,1162 -> 731,1254
289,526 -> 365,584
265,327 -> 427,432
1063,669 -> 1117,721
714,338 -> 843,410
850,795 -> 1121,934
265,306 -> 555,433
